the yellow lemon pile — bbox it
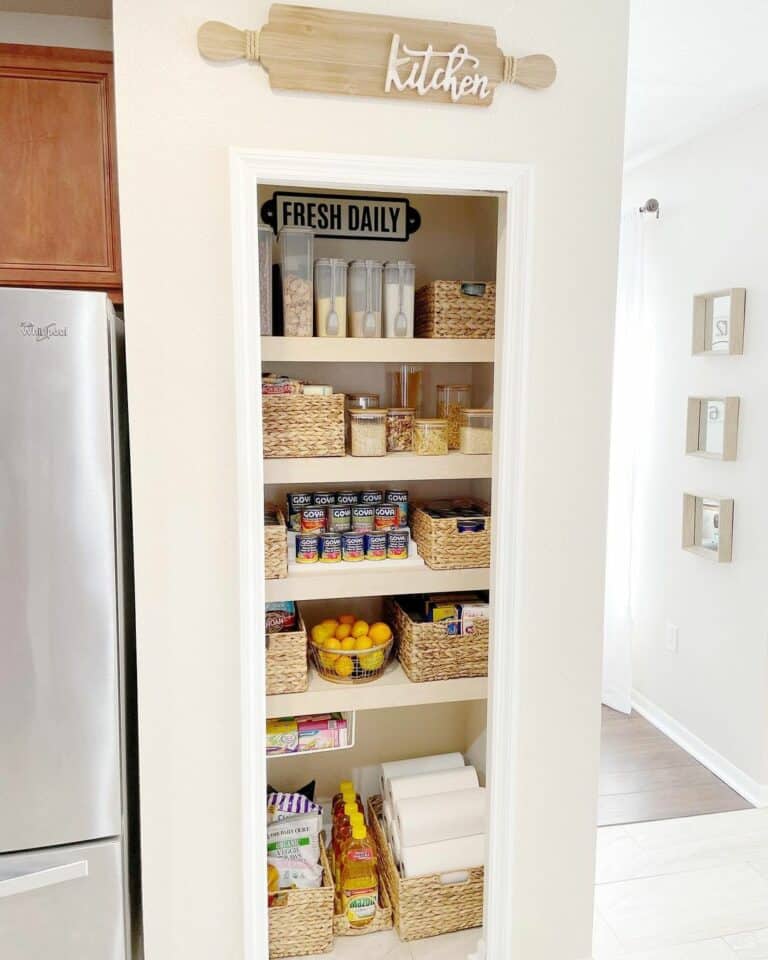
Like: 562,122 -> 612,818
311,615 -> 392,678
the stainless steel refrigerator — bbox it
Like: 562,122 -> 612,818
0,288 -> 138,959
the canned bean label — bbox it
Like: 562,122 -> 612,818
359,489 -> 384,505
364,532 -> 387,560
301,507 -> 327,533
296,534 -> 319,563
287,492 -> 313,531
385,489 -> 409,527
336,491 -> 359,506
374,504 -> 398,530
387,529 -> 410,560
318,533 -> 342,563
328,505 -> 352,532
342,532 -> 365,562
351,505 -> 375,532
457,519 -> 487,533
312,492 -> 336,506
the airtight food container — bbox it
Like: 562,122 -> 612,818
436,384 -> 472,450
350,409 -> 387,457
258,225 -> 273,335
383,260 -> 415,338
459,408 -> 493,455
413,418 -> 448,456
349,260 -> 383,338
314,258 -> 347,337
280,227 -> 313,337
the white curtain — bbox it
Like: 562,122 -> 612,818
602,209 -> 648,713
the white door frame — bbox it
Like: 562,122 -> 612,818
230,148 -> 534,960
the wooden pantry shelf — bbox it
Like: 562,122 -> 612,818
261,336 -> 495,364
264,566 -> 490,602
263,451 -> 492,484
266,662 -> 488,716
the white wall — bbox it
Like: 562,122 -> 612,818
624,100 -> 768,797
0,12 -> 112,49
110,2 -> 629,958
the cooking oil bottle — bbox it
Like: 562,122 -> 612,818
340,813 -> 378,928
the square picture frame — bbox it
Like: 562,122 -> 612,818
682,493 -> 734,563
692,288 -> 745,355
685,396 -> 740,460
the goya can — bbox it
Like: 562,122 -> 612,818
300,506 -> 327,533
312,491 -> 336,507
351,505 -> 375,532
295,534 -> 319,564
359,489 -> 384,506
385,489 -> 409,528
364,532 -> 387,561
387,529 -> 410,560
374,504 -> 398,531
318,533 -> 342,563
457,519 -> 487,533
335,490 -> 359,506
342,532 -> 365,562
328,504 -> 352,533
287,491 -> 313,531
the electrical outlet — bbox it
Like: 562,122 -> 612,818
665,622 -> 679,653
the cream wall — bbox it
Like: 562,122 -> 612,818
0,12 -> 112,48
110,2 -> 629,958
623,102 -> 768,799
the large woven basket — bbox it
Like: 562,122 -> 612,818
269,836 -> 334,958
368,796 -> 483,942
415,281 -> 495,339
388,599 -> 489,682
262,393 -> 345,458
411,502 -> 491,570
266,609 -> 308,695
265,504 -> 288,580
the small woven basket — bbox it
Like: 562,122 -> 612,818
262,393 -> 345,458
368,796 -> 483,942
411,502 -> 491,570
265,504 -> 288,580
268,835 -> 334,958
388,599 -> 489,682
266,609 -> 308,695
415,281 -> 496,339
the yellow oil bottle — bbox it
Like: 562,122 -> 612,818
339,814 -> 378,928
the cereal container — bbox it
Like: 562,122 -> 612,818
413,418 -> 449,456
280,227 -> 313,337
386,408 -> 415,452
349,260 -> 383,338
314,258 -> 347,337
460,408 -> 494,454
436,384 -> 472,450
383,260 -> 415,338
350,409 -> 387,457
258,225 -> 273,335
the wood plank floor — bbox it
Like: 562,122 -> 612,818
599,706 -> 752,826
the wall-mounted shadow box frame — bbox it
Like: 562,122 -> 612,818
692,288 -> 745,355
682,493 -> 734,563
685,397 -> 740,461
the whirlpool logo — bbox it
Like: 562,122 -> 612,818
19,320 -> 68,342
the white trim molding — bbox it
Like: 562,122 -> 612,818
632,690 -> 768,808
230,148 -> 534,960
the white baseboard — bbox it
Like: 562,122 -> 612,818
631,689 -> 768,808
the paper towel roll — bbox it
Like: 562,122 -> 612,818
390,819 -> 402,864
380,753 -> 465,801
397,787 -> 487,848
389,765 -> 479,808
400,833 -> 486,879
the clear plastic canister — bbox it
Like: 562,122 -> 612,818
383,261 -> 415,338
350,409 -> 387,457
346,392 -> 380,447
348,260 -> 383,338
389,364 -> 422,413
436,384 -> 472,450
314,258 -> 347,337
258,225 -> 273,336
280,227 -> 313,337
459,408 -> 493,454
386,408 -> 415,452
413,418 -> 449,456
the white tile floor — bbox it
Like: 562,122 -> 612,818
301,926 -> 481,960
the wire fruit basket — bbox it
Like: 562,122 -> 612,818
309,636 -> 394,684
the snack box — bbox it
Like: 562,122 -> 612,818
265,600 -> 297,634
297,713 -> 348,752
267,718 -> 299,755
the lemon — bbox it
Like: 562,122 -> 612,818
335,623 -> 352,641
368,622 -> 392,644
321,618 -> 340,631
359,650 -> 384,672
340,636 -> 356,651
335,655 -> 355,678
351,620 -> 369,639
354,635 -> 373,651
311,623 -> 331,645
318,637 -> 341,669
338,614 -> 356,626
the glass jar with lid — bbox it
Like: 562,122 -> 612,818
413,418 -> 448,456
258,225 -> 273,335
386,408 -> 415,452
389,364 -> 422,414
346,392 -> 380,447
350,409 -> 387,457
314,259 -> 347,337
348,260 -> 383,337
383,261 -> 415,338
459,409 -> 493,454
279,227 -> 313,337
436,384 -> 472,450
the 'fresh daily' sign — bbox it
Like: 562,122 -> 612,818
261,192 -> 422,241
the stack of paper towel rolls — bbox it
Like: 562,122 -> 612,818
379,753 -> 487,879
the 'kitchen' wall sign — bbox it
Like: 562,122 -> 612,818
261,192 -> 422,241
197,5 -> 556,108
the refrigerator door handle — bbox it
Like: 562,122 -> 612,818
0,860 -> 89,899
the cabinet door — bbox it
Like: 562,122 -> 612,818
0,44 -> 121,291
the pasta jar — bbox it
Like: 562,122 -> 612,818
386,408 -> 415,452
459,408 -> 494,454
350,409 -> 387,457
314,258 -> 347,337
436,384 -> 472,450
348,260 -> 383,337
413,418 -> 449,456
279,227 -> 313,337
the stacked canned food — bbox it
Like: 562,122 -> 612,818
286,489 -> 411,565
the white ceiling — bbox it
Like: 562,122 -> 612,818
1,0 -> 111,18
625,0 -> 768,166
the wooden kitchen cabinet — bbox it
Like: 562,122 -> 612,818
0,44 -> 122,295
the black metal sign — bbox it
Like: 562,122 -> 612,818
261,191 -> 421,241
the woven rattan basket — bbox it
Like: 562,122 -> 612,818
266,609 -> 308,695
388,599 -> 489,682
415,281 -> 496,339
262,393 -> 345,458
411,502 -> 491,570
368,796 -> 483,942
265,504 -> 288,580
269,836 -> 334,958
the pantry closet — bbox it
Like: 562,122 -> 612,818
233,151 -> 531,960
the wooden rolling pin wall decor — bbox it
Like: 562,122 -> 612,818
197,5 -> 556,107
